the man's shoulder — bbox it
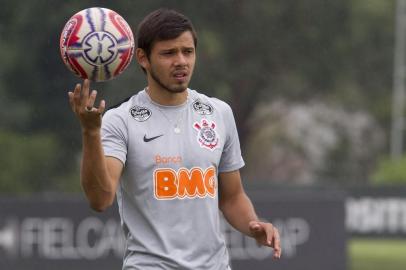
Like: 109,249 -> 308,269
189,89 -> 232,113
104,90 -> 147,115
106,96 -> 133,112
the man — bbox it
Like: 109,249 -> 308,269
68,8 -> 281,270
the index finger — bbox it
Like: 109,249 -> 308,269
68,92 -> 74,111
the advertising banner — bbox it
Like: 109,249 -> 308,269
0,189 -> 346,270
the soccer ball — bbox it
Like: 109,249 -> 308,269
60,7 -> 135,82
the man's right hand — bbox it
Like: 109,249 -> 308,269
68,79 -> 106,133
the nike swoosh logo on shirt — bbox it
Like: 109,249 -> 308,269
143,134 -> 164,142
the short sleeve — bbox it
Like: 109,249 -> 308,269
218,104 -> 245,173
101,109 -> 128,165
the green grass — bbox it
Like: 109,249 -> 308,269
349,238 -> 406,270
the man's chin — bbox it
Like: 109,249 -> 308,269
169,83 -> 188,93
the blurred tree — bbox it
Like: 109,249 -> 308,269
243,100 -> 385,184
372,156 -> 406,185
0,131 -> 68,192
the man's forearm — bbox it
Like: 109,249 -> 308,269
81,130 -> 115,211
220,192 -> 259,237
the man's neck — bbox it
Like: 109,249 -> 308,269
146,85 -> 188,106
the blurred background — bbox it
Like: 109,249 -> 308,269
1,0 -> 406,269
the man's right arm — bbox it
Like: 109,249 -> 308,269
68,79 -> 122,212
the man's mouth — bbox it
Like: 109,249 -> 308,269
173,71 -> 188,81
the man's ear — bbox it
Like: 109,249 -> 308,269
136,48 -> 149,70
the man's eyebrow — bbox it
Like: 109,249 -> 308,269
158,46 -> 195,53
160,48 -> 177,51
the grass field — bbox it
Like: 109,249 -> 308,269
349,238 -> 406,270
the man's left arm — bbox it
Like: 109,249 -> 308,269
218,170 -> 281,259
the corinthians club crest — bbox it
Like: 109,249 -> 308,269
194,119 -> 219,151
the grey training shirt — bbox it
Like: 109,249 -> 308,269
101,88 -> 245,270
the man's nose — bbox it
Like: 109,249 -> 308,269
174,52 -> 187,66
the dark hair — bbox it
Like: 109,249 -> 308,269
136,8 -> 197,58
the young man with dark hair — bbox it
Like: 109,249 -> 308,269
68,8 -> 281,270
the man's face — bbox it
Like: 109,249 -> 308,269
146,31 -> 196,93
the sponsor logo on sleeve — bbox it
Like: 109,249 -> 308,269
192,100 -> 214,115
129,106 -> 151,121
